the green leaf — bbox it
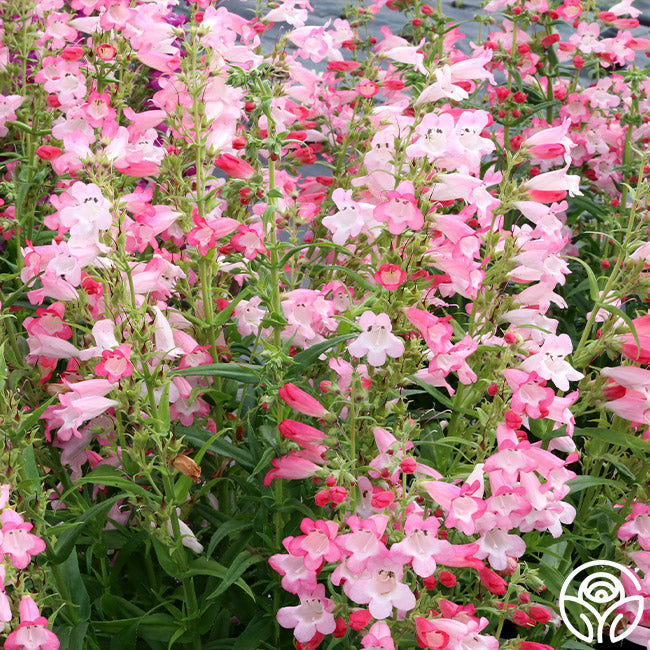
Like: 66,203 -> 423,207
287,334 -> 355,377
206,520 -> 253,557
172,363 -> 261,384
50,495 -> 125,564
76,466 -> 159,502
180,426 -> 255,468
181,557 -> 256,600
60,549 -> 91,621
233,617 -> 274,650
205,552 -> 261,601
567,475 -> 626,494
576,426 -> 650,454
567,256 -> 599,302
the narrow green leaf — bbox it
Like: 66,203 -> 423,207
76,466 -> 158,502
172,363 -> 261,384
567,475 -> 626,494
206,552 -> 261,601
575,426 -> 650,454
288,334 -> 355,377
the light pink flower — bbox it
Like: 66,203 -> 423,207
277,584 -> 336,643
348,312 -> 405,367
0,510 -> 46,570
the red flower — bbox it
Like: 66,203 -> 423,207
36,145 -> 62,160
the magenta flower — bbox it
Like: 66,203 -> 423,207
348,312 -> 405,367
0,510 -> 46,570
4,596 -> 59,650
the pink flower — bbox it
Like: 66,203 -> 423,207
375,264 -> 407,291
347,548 -> 416,619
619,504 -> 650,549
287,518 -> 341,570
214,153 -> 256,179
373,186 -> 424,235
348,312 -> 405,367
263,451 -> 322,486
0,510 -> 46,570
279,383 -> 329,418
337,514 -> 389,574
415,617 -> 450,649
4,596 -> 59,650
391,513 -> 455,577
230,224 -> 267,260
269,537 -> 319,595
94,344 -> 134,383
279,420 -> 327,446
405,308 -> 453,353
277,584 -> 336,643
362,621 -> 395,649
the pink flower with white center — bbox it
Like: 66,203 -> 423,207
234,296 -> 266,337
423,480 -> 487,536
391,513 -> 455,577
287,518 -> 341,571
348,312 -> 405,367
230,224 -> 267,260
4,596 -> 59,650
94,344 -> 134,383
322,188 -> 375,245
619,504 -> 650,550
0,94 -> 24,137
519,334 -> 584,391
347,549 -> 416,619
474,528 -> 526,571
375,264 -> 407,291
453,110 -> 495,170
277,584 -> 336,643
503,369 -> 556,419
337,514 -> 389,574
41,12 -> 77,49
484,442 -> 538,484
78,91 -> 116,129
361,621 -> 395,649
406,112 -> 456,161
373,185 -> 424,235
0,509 -> 46,570
270,537 -> 319,595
